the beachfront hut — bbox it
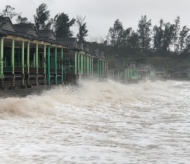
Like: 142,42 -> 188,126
0,17 -> 67,88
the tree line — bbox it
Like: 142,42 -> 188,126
1,4 -> 190,59
106,16 -> 190,57
0,4 -> 88,44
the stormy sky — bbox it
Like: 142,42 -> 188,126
0,0 -> 189,41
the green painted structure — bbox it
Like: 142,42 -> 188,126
0,17 -> 109,88
109,68 -> 139,83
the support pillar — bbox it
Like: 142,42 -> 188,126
47,46 -> 51,85
0,38 -> 4,88
21,41 -> 25,86
75,52 -> 77,75
86,55 -> 88,76
78,53 -> 80,75
11,39 -> 15,88
89,56 -> 92,75
64,53 -> 66,82
43,45 -> 46,84
97,60 -> 99,77
81,54 -> 83,76
92,58 -> 94,75
27,42 -> 30,86
61,48 -> 64,83
54,47 -> 57,84
35,43 -> 38,85
83,55 -> 85,76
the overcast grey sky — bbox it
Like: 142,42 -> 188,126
0,0 -> 189,41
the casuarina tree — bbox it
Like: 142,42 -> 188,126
0,5 -> 18,19
76,16 -> 88,44
16,14 -> 29,24
108,19 -> 124,46
153,19 -> 164,52
137,15 -> 152,51
54,13 -> 75,38
34,3 -> 52,30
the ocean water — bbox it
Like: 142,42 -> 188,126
0,80 -> 190,164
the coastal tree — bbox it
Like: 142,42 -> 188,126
0,5 -> 18,19
34,3 -> 52,30
16,14 -> 29,24
173,16 -> 180,53
127,31 -> 139,49
120,27 -> 132,46
76,16 -> 88,44
53,13 -> 75,38
108,19 -> 124,46
153,19 -> 164,51
153,19 -> 176,53
137,15 -> 152,51
162,22 -> 176,52
179,26 -> 190,52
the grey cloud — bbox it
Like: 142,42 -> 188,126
1,0 -> 190,40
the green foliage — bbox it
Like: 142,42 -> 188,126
0,5 -> 18,19
16,15 -> 29,24
54,13 -> 75,38
127,32 -> 139,49
179,26 -> 190,52
153,19 -> 164,51
137,15 -> 152,50
162,22 -> 176,51
34,3 -> 52,30
108,19 -> 124,46
76,16 -> 88,43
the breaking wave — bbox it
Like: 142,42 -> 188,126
0,79 -> 178,117
0,79 -> 189,163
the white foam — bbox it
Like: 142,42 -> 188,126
0,80 -> 190,163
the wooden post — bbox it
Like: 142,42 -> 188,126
75,52 -> 77,75
89,56 -> 91,75
78,52 -> 80,75
61,48 -> 64,83
87,55 -> 89,76
26,42 -> 30,86
35,43 -> 38,85
43,45 -> 46,84
92,57 -> 94,76
64,53 -> 66,82
11,39 -> 15,74
83,55 -> 85,76
81,54 -> 83,75
47,46 -> 51,85
0,37 -> 4,88
0,38 -> 4,79
21,41 -> 25,86
11,39 -> 15,87
55,47 -> 57,84
27,42 -> 30,74
35,43 -> 38,72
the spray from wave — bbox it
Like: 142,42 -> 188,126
0,80 -> 179,117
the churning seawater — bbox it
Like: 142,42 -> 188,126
0,80 -> 190,164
